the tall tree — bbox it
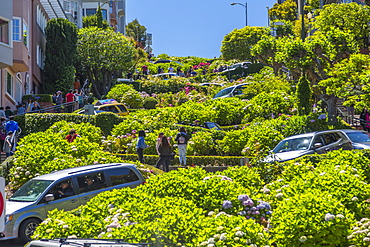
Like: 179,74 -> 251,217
43,18 -> 78,94
221,26 -> 270,61
77,27 -> 136,99
313,3 -> 370,48
125,19 -> 147,48
269,0 -> 298,22
297,76 -> 312,115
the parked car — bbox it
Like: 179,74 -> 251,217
264,130 -> 353,163
152,73 -> 179,79
75,99 -> 129,116
175,122 -> 223,131
213,83 -> 248,99
25,239 -> 150,247
340,129 -> 370,149
1,163 -> 145,243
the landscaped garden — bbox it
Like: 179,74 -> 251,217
3,61 -> 370,246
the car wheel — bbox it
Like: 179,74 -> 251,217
18,218 -> 41,243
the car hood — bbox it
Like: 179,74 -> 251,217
264,150 -> 313,163
352,142 -> 370,149
6,200 -> 34,214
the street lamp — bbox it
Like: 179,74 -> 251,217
230,2 -> 248,26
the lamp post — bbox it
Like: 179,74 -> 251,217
231,2 -> 248,26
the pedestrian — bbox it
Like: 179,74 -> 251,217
0,117 -> 6,153
136,130 -> 148,164
3,131 -> 14,157
31,100 -> 41,113
175,127 -> 189,166
155,132 -> 164,169
0,107 -> 6,119
4,106 -> 13,118
73,89 -> 80,111
66,129 -> 80,143
360,108 -> 370,131
17,103 -> 26,115
156,135 -> 173,172
55,91 -> 64,113
5,116 -> 19,151
65,90 -> 75,113
346,103 -> 355,124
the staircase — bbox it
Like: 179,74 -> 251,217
336,98 -> 361,129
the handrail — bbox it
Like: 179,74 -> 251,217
15,97 -> 89,116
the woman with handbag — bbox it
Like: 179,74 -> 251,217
156,135 -> 172,172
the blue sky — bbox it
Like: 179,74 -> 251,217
126,0 -> 277,59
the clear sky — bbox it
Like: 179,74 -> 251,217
126,0 -> 277,59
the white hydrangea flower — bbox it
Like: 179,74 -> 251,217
276,193 -> 284,198
299,236 -> 307,242
325,213 -> 335,221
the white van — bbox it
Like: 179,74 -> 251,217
0,163 -> 145,243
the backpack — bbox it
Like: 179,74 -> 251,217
178,134 -> 186,144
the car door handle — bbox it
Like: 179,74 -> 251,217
70,199 -> 78,203
81,196 -> 90,200
325,148 -> 330,151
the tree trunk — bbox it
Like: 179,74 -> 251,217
323,94 -> 338,125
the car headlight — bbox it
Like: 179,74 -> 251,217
5,214 -> 12,223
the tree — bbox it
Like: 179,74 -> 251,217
43,18 -> 78,94
221,26 -> 270,61
313,3 -> 370,48
319,54 -> 370,109
297,76 -> 312,115
83,13 -> 110,29
77,27 -> 137,99
125,19 -> 147,48
269,0 -> 298,22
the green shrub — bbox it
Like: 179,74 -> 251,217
33,188 -> 270,246
93,112 -> 123,136
242,91 -> 295,122
270,189 -> 355,246
187,131 -> 215,155
22,94 -> 52,103
7,122 -> 122,192
142,97 -> 158,109
262,152 -> 370,219
347,218 -> 370,247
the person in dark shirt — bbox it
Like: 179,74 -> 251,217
56,181 -> 74,198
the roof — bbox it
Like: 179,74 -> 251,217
33,163 -> 138,181
40,0 -> 67,19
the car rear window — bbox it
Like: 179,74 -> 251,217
106,168 -> 140,186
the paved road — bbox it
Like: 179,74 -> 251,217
2,239 -> 23,247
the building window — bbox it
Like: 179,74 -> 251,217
36,5 -> 47,33
23,22 -> 28,49
36,45 -> 44,69
0,18 -> 10,45
85,8 -> 107,20
6,72 -> 13,97
13,17 -> 21,42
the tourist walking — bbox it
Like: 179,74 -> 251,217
156,135 -> 172,172
65,90 -> 75,113
136,130 -> 148,164
175,127 -> 189,166
360,108 -> 370,131
55,91 -> 64,113
5,116 -> 19,152
0,107 -> 6,119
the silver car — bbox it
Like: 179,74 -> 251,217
1,163 -> 145,243
340,129 -> 370,149
264,130 -> 353,163
26,239 -> 150,247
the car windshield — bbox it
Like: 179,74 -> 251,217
273,136 -> 313,153
345,131 -> 370,142
9,179 -> 54,202
214,87 -> 234,98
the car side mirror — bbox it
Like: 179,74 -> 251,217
44,194 -> 55,202
313,143 -> 323,149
